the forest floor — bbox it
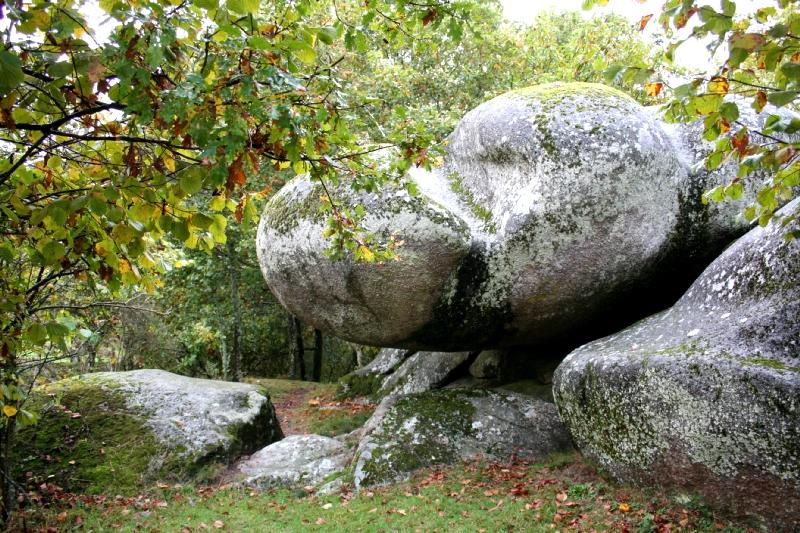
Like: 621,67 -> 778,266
16,379 -> 758,532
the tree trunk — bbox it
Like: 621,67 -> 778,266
348,342 -> 365,369
288,316 -> 306,380
226,237 -> 242,382
0,417 -> 14,525
312,329 -> 323,382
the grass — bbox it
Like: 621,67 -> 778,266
246,378 -> 375,437
17,452 -> 752,532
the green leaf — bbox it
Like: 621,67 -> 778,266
180,169 -> 204,194
226,0 -> 258,15
24,323 -> 47,345
41,240 -> 66,264
286,39 -> 317,65
0,51 -> 24,93
768,91 -> 798,107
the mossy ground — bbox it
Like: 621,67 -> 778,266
15,377 -> 185,496
17,452 -> 753,532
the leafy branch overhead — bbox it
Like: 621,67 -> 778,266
0,0 -> 472,357
593,0 -> 800,234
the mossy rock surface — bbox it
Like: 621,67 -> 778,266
352,388 -> 572,488
554,199 -> 800,532
17,370 -> 282,494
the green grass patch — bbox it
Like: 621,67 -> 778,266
17,452 -> 751,532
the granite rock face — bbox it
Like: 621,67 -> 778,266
352,389 -> 573,488
553,199 -> 800,531
98,369 -> 283,460
257,82 -> 765,351
237,434 -> 351,489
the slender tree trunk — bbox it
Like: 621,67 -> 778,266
0,418 -> 15,525
226,237 -> 241,382
288,316 -> 306,380
287,314 -> 298,379
312,329 -> 323,382
348,342 -> 364,369
0,354 -> 17,525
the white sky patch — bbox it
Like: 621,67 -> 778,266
500,0 -> 777,74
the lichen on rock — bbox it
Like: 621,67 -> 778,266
352,388 -> 573,488
18,370 -> 282,494
553,199 -> 800,531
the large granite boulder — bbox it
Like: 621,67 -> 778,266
553,199 -> 800,530
19,370 -> 283,493
257,82 -> 768,351
352,388 -> 572,488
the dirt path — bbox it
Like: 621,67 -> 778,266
271,385 -> 319,436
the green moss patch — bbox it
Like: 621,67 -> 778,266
744,358 -> 800,373
15,377 -> 185,495
358,390 -> 478,486
336,372 -> 385,400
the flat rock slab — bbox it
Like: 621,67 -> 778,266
554,199 -> 800,531
353,388 -> 573,488
237,434 -> 352,489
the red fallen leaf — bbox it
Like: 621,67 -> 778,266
535,478 -> 558,489
510,483 -> 529,497
57,511 -> 67,522
638,14 -> 653,31
555,491 -> 568,503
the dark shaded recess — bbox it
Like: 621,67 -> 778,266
405,172 -> 748,372
409,243 -> 515,351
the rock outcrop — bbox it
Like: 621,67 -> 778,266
257,82 -> 765,351
237,434 -> 351,489
20,370 -> 282,493
338,349 -> 472,402
553,199 -> 800,531
352,389 -> 573,488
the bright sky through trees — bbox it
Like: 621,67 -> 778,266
501,0 -> 778,73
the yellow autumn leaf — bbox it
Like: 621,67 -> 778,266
357,245 -> 375,262
163,155 -> 176,172
118,258 -> 131,274
708,76 -> 729,95
618,502 -> 631,513
3,405 -> 17,417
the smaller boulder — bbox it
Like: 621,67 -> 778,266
352,389 -> 573,488
468,350 -> 504,379
337,348 -> 412,399
378,351 -> 472,401
237,435 -> 351,489
20,370 -> 282,494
